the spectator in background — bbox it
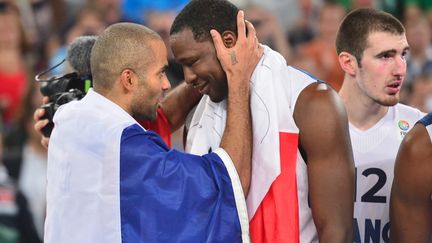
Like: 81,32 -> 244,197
338,0 -> 403,18
244,4 -> 291,62
235,0 -> 320,45
16,0 -> 57,68
404,0 -> 432,30
294,1 -> 346,90
0,117 -> 42,243
404,14 -> 432,86
121,0 -> 188,23
3,80 -> 47,240
88,0 -> 123,25
400,14 -> 432,110
120,0 -> 188,87
286,0 -> 321,48
146,10 -> 184,87
22,0 -> 121,70
404,72 -> 432,113
47,4 -> 107,76
0,1 -> 30,128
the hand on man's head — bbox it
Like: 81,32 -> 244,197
210,10 -> 263,86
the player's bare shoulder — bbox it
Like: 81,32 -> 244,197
294,82 -> 347,127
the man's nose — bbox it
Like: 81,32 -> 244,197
183,66 -> 197,85
162,75 -> 171,91
393,55 -> 406,77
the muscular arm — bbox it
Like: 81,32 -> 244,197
390,124 -> 432,243
159,82 -> 202,132
294,83 -> 355,242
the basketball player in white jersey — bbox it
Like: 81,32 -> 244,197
390,112 -> 432,243
170,0 -> 354,242
336,8 -> 425,243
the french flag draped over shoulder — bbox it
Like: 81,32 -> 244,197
247,59 -> 300,243
46,89 -> 250,243
186,46 -> 308,243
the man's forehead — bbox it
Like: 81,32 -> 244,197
170,28 -> 194,42
170,27 -> 213,44
170,29 -> 212,57
365,32 -> 408,51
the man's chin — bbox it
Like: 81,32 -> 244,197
208,93 -> 226,103
377,96 -> 399,107
133,111 -> 157,121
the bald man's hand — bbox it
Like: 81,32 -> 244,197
210,10 -> 263,88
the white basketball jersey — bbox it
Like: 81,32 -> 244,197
185,46 -> 319,242
351,104 -> 424,243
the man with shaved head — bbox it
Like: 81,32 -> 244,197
44,20 -> 262,243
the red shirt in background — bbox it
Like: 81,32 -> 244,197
138,108 -> 171,147
0,70 -> 26,123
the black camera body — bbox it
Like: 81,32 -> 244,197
39,72 -> 91,137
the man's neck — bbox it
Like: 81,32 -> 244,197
339,81 -> 389,131
95,87 -> 132,116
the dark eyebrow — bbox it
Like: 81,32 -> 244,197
176,52 -> 199,66
375,49 -> 397,57
178,57 -> 196,66
376,46 -> 410,58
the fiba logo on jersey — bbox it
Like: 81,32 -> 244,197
398,120 -> 409,130
398,120 -> 410,138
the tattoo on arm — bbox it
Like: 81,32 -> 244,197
230,51 -> 238,65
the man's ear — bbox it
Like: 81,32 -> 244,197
338,51 -> 358,76
120,69 -> 134,91
221,30 -> 237,48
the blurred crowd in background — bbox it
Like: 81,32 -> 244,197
0,0 -> 431,242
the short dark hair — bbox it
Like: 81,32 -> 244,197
170,0 -> 238,42
336,8 -> 405,64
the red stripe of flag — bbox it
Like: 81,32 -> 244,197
250,132 -> 299,243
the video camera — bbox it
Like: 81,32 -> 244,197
36,36 -> 96,137
36,64 -> 92,137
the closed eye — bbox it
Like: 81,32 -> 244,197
184,58 -> 199,67
159,65 -> 168,77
